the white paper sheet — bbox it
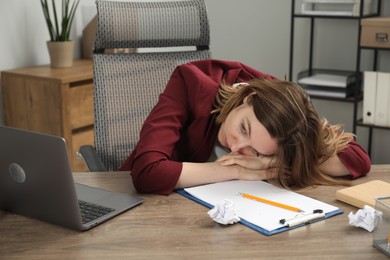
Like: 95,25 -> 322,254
184,180 -> 340,232
298,74 -> 349,88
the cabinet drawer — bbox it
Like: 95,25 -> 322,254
67,81 -> 94,129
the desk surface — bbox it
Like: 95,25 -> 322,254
1,165 -> 390,259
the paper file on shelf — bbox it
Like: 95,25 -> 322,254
302,86 -> 349,98
363,71 -> 377,125
300,0 -> 376,17
298,73 -> 351,88
300,10 -> 354,16
374,72 -> 390,127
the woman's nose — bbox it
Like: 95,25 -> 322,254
230,138 -> 248,153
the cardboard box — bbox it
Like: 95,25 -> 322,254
361,17 -> 390,49
82,15 -> 97,59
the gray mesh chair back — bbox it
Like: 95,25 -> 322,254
93,0 -> 211,170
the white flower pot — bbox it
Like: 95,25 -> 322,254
47,41 -> 75,68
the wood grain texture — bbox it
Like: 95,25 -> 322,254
1,60 -> 94,171
1,165 -> 390,259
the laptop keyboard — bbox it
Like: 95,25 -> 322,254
78,200 -> 115,224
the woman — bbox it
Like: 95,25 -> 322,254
120,59 -> 370,195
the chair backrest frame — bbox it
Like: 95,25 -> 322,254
93,0 -> 211,170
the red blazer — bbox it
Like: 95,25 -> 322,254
120,59 -> 371,195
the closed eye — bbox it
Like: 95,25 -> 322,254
241,120 -> 259,156
252,148 -> 260,157
240,123 -> 247,135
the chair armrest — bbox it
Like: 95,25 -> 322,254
77,145 -> 107,172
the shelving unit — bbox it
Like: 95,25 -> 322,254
356,46 -> 390,155
289,0 -> 388,157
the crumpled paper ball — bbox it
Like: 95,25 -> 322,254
207,199 -> 241,225
348,205 -> 383,232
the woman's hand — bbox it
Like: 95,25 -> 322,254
236,167 -> 274,181
177,160 -> 276,189
216,152 -> 275,170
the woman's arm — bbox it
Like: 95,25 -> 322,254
175,153 -> 278,189
318,155 -> 350,177
213,141 -> 370,180
320,140 -> 371,178
336,140 -> 371,179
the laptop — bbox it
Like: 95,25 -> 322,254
0,126 -> 143,231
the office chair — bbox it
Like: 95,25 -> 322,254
79,0 -> 211,171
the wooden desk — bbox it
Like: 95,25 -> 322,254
1,165 -> 390,259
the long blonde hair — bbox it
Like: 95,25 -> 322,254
213,78 -> 354,188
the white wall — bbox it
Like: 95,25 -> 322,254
0,0 -> 389,163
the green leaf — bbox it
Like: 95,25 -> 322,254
40,0 -> 79,41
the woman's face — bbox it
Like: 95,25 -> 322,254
218,98 -> 278,157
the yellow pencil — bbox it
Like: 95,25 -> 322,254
239,192 -> 303,213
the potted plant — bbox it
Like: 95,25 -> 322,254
40,0 -> 80,68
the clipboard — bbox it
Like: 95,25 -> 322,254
176,180 -> 343,236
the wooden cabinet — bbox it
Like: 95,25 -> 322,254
1,59 -> 94,172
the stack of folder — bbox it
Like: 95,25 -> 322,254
297,69 -> 361,98
363,71 -> 390,127
300,0 -> 376,17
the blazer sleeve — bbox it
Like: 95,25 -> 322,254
121,66 -> 190,195
337,140 -> 371,179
